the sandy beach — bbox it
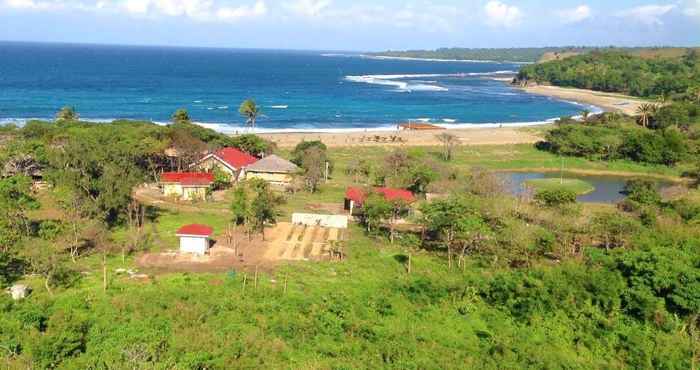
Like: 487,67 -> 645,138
519,84 -> 646,115
258,126 -> 542,148
253,83 -> 645,148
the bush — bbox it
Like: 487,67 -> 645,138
534,189 -> 577,207
623,179 -> 661,205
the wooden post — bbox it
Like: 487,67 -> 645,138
102,253 -> 107,292
407,253 -> 412,274
242,272 -> 247,294
283,273 -> 288,295
254,265 -> 258,291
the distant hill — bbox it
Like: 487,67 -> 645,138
369,47 -> 700,64
517,49 -> 700,99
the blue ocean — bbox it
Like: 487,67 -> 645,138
0,42 -> 588,132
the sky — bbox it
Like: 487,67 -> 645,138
1,0 -> 699,51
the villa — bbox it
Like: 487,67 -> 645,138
344,186 -> 416,215
160,172 -> 214,201
244,154 -> 300,187
194,147 -> 258,181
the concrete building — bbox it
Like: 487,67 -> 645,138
160,172 -> 214,201
176,224 -> 214,255
245,154 -> 300,187
195,147 -> 258,181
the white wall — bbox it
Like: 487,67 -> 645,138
291,213 -> 348,228
179,236 -> 209,255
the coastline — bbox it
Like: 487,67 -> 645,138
256,126 -> 542,148
252,84 -> 645,148
517,84 -> 645,116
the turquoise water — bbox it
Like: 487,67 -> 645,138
0,42 -> 589,132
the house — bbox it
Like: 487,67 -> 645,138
176,224 -> 214,255
344,186 -> 415,215
245,154 -> 300,187
160,172 -> 214,201
195,147 -> 258,181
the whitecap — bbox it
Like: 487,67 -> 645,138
442,118 -> 456,123
217,106 -> 228,110
345,74 -> 449,92
269,105 -> 288,109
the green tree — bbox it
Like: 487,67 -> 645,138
420,195 -> 488,270
292,141 -> 331,192
55,106 -> 79,122
534,189 -> 577,207
623,179 -> 661,205
231,134 -> 273,156
211,167 -> 232,191
635,103 -> 657,128
362,193 -> 392,233
0,175 -> 38,252
171,108 -> 191,124
248,179 -> 279,240
299,147 -> 326,193
230,183 -> 249,226
239,99 -> 261,130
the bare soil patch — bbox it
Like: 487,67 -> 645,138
135,222 -> 346,273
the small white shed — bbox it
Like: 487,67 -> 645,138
176,224 -> 214,256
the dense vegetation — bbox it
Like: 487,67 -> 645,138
369,46 -> 592,63
371,46 -> 700,64
538,104 -> 700,170
1,107 -> 700,367
518,50 -> 700,100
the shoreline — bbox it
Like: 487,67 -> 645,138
256,126 -> 543,148
518,84 -> 645,116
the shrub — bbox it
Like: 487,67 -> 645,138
623,179 -> 661,205
534,189 -> 577,207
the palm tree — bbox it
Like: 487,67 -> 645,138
171,108 -> 191,124
635,103 -> 657,128
239,99 -> 261,130
55,106 -> 79,122
580,109 -> 591,122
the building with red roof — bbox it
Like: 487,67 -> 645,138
344,186 -> 415,215
160,172 -> 214,201
194,147 -> 259,181
176,224 -> 214,255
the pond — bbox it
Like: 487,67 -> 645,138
499,171 -> 670,204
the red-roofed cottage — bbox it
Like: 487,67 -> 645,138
176,224 -> 214,255
194,147 -> 259,181
160,172 -> 214,201
344,186 -> 415,215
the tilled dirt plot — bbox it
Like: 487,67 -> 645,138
136,222 -> 345,273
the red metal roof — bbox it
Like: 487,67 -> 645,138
176,224 -> 214,236
160,172 -> 214,186
215,147 -> 258,169
345,186 -> 415,205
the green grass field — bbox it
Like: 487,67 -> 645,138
524,178 -> 595,195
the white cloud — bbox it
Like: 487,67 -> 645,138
684,0 -> 700,18
2,0 -> 267,22
121,0 -> 268,22
286,0 -> 330,17
4,0 -> 59,10
484,1 -> 522,28
216,1 -> 267,21
616,4 -> 675,26
556,5 -> 592,24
